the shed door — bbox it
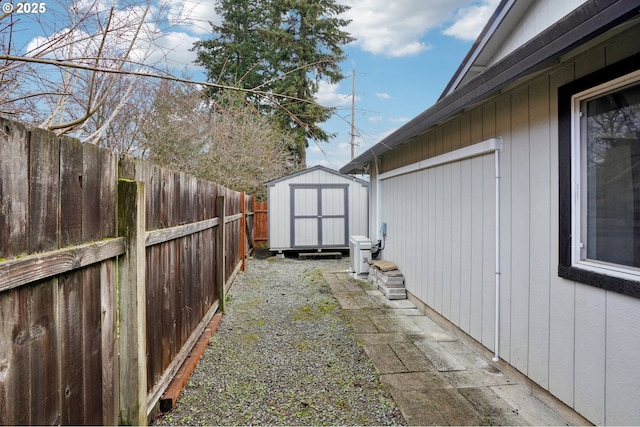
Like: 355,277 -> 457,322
291,184 -> 348,248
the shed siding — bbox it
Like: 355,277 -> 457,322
373,22 -> 640,426
267,168 -> 368,251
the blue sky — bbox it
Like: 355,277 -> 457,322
309,0 -> 501,169
4,0 -> 499,169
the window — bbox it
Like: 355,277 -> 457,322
559,53 -> 640,298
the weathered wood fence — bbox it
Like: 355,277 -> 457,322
254,201 -> 268,245
0,118 -> 255,425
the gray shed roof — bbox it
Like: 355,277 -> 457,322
265,164 -> 369,187
340,0 -> 639,175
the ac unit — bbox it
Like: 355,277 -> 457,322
349,235 -> 371,278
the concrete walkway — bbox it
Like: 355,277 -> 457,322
323,269 -> 589,426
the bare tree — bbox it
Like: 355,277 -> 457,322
141,81 -> 298,198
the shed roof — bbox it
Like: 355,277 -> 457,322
265,164 -> 369,187
340,0 -> 639,175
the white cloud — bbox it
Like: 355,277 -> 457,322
314,81 -> 355,107
342,0 -> 475,57
164,0 -> 221,35
443,0 -> 501,41
25,2 -> 203,71
148,31 -> 200,69
389,117 -> 411,123
375,92 -> 391,99
368,116 -> 383,122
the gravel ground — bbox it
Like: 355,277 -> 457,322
153,253 -> 406,426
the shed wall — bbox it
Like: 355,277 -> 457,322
373,22 -> 640,426
268,169 -> 368,251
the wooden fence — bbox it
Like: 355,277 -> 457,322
0,118 -> 255,425
254,201 -> 268,245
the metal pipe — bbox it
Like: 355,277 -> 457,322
493,138 -> 503,362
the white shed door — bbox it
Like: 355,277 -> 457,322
291,184 -> 348,248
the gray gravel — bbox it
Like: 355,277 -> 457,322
153,253 -> 406,426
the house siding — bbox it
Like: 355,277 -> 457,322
372,21 -> 640,426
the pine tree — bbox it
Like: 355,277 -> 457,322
193,0 -> 354,168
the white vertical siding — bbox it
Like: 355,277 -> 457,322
380,149 -> 496,345
527,76 -> 551,389
605,291 -> 640,425
267,167 -> 368,250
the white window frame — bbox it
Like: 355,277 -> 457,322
570,69 -> 640,281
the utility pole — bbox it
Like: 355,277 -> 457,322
350,69 -> 356,161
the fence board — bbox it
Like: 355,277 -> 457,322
0,238 -> 125,292
29,279 -> 59,426
60,271 -> 85,425
82,264 -> 104,424
0,119 -> 29,258
101,260 -> 118,426
254,201 -> 268,245
60,136 -> 84,246
28,128 -> 60,253
0,286 -> 29,425
83,143 -> 102,241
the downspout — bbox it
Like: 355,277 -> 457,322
493,138 -> 503,362
375,157 -> 381,241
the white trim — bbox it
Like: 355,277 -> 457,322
379,137 -> 503,181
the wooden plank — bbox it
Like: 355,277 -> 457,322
99,147 -> 117,238
159,312 -> 222,412
117,179 -> 148,426
147,244 -> 161,391
0,118 -> 29,258
60,270 -> 85,425
145,218 -> 220,247
0,238 -> 125,292
100,260 -> 118,425
82,264 -> 103,424
83,143 -> 102,241
0,286 -> 31,425
216,196 -> 226,312
28,128 -> 60,253
240,192 -> 246,271
60,136 -> 84,246
29,279 -> 59,425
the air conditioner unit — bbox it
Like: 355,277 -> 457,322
349,235 -> 371,278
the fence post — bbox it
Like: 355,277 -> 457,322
240,192 -> 246,271
215,195 -> 226,312
117,179 -> 148,426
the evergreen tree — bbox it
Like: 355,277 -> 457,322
193,0 -> 354,167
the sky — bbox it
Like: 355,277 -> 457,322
4,0 -> 500,170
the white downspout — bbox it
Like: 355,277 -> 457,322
493,138 -> 503,362
375,158 -> 381,241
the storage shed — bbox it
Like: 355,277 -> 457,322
266,165 -> 368,252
